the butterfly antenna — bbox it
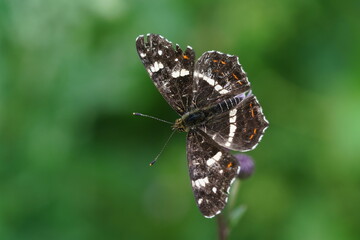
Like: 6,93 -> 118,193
133,112 -> 173,125
149,129 -> 176,166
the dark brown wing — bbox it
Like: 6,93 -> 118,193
187,130 -> 240,218
136,34 -> 195,114
201,94 -> 269,151
191,51 -> 250,110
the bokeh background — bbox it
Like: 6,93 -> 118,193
1,0 -> 360,239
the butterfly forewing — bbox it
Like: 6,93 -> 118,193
136,34 -> 195,114
187,130 -> 240,218
202,95 -> 269,151
192,51 -> 251,110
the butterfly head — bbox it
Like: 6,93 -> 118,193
173,118 -> 189,132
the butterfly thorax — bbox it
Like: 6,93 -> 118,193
173,110 -> 207,132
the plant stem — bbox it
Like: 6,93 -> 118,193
216,214 -> 229,240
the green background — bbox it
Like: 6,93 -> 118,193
1,0 -> 360,239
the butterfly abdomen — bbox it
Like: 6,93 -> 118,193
207,94 -> 245,116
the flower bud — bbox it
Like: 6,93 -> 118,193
235,154 -> 255,179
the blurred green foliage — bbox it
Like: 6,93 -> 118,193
1,0 -> 360,239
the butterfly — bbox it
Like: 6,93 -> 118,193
136,34 -> 269,218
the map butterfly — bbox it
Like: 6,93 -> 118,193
136,34 -> 269,218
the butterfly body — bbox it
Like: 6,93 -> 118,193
136,34 -> 269,218
174,92 -> 247,132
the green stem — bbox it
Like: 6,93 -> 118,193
216,214 -> 229,240
229,180 -> 241,209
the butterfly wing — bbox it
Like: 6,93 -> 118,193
192,50 -> 269,151
202,94 -> 269,151
187,129 -> 240,218
136,34 -> 195,114
191,51 -> 250,110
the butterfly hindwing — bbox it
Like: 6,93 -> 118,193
187,130 -> 240,218
202,94 -> 269,151
136,34 -> 195,114
192,51 -> 251,110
